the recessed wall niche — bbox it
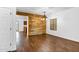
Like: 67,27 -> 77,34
50,18 -> 57,31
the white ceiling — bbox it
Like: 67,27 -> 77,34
16,7 -> 72,17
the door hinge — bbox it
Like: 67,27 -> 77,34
10,43 -> 12,46
10,27 -> 12,31
10,12 -> 12,15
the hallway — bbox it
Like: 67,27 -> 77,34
16,32 -> 79,52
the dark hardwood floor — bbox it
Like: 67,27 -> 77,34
16,32 -> 79,52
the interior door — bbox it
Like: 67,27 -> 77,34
0,8 -> 12,51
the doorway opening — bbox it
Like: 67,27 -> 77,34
16,15 -> 28,34
16,14 -> 29,51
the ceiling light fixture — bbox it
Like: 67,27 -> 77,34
43,11 -> 47,18
41,11 -> 47,21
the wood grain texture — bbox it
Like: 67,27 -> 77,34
16,11 -> 46,18
16,32 -> 79,52
28,16 -> 46,35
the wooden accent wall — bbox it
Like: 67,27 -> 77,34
28,16 -> 46,35
16,11 -> 46,35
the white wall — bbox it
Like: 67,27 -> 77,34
16,15 -> 28,31
46,8 -> 79,42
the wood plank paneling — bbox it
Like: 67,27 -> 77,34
28,16 -> 46,35
16,11 -> 46,18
